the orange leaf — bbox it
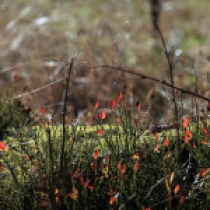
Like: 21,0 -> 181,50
54,188 -> 59,195
183,117 -> 190,129
143,207 -> 151,210
100,111 -> 107,120
163,138 -> 169,147
174,185 -> 180,194
198,169 -> 210,177
94,101 -> 99,109
121,163 -> 126,175
154,144 -> 161,153
66,188 -> 79,201
117,160 -> 122,169
132,154 -> 139,159
55,196 -> 59,203
203,126 -> 210,136
97,129 -> 104,135
133,162 -> 140,172
108,99 -> 117,109
84,181 -> 89,189
93,150 -> 99,160
191,142 -> 196,149
115,117 -> 120,123
70,171 -> 77,179
109,196 -> 116,205
201,140 -> 208,145
154,132 -> 158,143
186,129 -> 193,138
41,120 -> 46,128
183,129 -> 193,143
136,102 -> 141,112
179,195 -> 185,204
109,192 -> 119,205
0,142 -> 6,151
25,154 -> 32,161
40,107 -> 46,115
118,92 -> 123,102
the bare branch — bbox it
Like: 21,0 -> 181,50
11,77 -> 66,99
88,65 -> 210,102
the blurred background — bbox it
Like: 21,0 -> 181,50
0,0 -> 210,125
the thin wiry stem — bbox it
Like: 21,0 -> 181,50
154,22 -> 180,154
0,63 -> 28,74
59,58 -> 74,177
47,128 -> 55,210
11,77 -> 66,100
88,65 -> 210,102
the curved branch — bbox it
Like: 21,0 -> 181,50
88,65 -> 210,102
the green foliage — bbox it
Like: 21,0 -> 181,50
0,99 -> 33,140
0,95 -> 210,210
